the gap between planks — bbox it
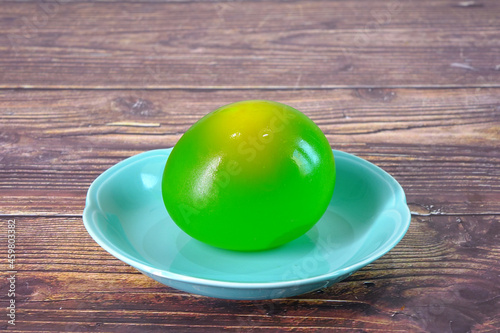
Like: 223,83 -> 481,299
1,84 -> 500,91
1,212 -> 499,218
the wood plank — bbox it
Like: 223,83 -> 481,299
0,215 -> 498,332
1,88 -> 499,216
1,0 -> 499,88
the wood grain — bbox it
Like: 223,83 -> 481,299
1,0 -> 499,89
1,0 -> 500,331
0,214 -> 498,332
1,88 -> 499,216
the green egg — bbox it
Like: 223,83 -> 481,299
162,100 -> 335,251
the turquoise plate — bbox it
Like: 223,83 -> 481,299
83,149 -> 410,300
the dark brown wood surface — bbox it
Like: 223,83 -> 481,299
1,0 -> 500,88
1,0 -> 499,332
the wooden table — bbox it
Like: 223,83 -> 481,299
1,0 -> 499,332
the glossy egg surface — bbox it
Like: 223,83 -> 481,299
162,100 -> 335,251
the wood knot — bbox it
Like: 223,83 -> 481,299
111,97 -> 162,117
355,88 -> 396,102
0,131 -> 20,144
454,1 -> 484,8
322,20 -> 337,29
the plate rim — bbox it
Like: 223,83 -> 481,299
83,148 -> 411,289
